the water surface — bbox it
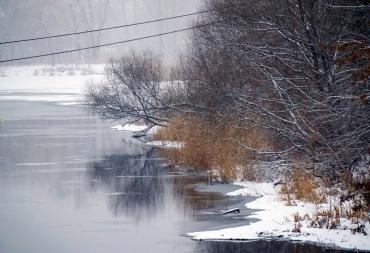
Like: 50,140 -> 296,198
0,99 -> 358,253
0,99 -> 250,253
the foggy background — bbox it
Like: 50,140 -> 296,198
0,0 -> 201,65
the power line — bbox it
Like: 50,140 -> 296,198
0,5 -> 236,45
0,22 -> 220,64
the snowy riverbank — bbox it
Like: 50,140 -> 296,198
188,181 -> 370,251
0,64 -> 105,105
111,124 -> 184,148
110,122 -> 370,251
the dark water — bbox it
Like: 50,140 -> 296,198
195,241 -> 358,253
0,100 -> 358,253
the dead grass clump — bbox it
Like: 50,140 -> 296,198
240,164 -> 257,181
280,184 -> 294,206
292,222 -> 302,233
309,197 -> 368,234
310,206 -> 341,229
153,117 -> 184,142
281,170 -> 369,234
154,117 -> 271,183
293,170 -> 320,202
280,169 -> 321,204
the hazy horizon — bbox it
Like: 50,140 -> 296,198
0,0 -> 201,65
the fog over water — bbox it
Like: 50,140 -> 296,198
0,0 -> 200,64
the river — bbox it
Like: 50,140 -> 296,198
0,98 -> 354,253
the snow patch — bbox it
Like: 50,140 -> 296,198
188,181 -> 370,251
146,141 -> 183,149
56,102 -> 84,106
227,181 -> 276,197
0,94 -> 83,102
111,124 -> 148,132
0,64 -> 105,105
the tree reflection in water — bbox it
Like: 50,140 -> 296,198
87,147 -> 246,223
86,149 -> 358,253
87,148 -> 170,219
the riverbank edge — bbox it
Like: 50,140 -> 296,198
110,123 -> 369,251
186,181 -> 370,252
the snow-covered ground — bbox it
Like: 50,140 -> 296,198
111,124 -> 149,132
111,124 -> 183,148
146,140 -> 183,149
188,181 -> 370,251
0,65 -> 105,104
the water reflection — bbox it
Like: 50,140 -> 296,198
88,149 -> 167,218
195,240 -> 357,253
0,100 -> 360,253
86,149 -> 246,223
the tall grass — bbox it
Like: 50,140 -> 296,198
280,168 -> 321,204
154,117 -> 271,182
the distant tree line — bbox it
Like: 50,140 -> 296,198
87,0 -> 369,179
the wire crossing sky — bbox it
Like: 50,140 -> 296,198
0,0 -> 203,64
0,9 -> 210,45
0,22 -> 220,63
0,4 -> 238,46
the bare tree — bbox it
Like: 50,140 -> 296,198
86,51 -> 180,133
182,0 -> 369,176
86,0 -> 369,178
86,50 -> 208,133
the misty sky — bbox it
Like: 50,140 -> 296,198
0,0 -> 201,65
